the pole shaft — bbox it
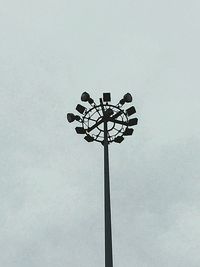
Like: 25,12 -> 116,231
104,121 -> 113,267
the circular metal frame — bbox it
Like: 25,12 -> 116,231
82,104 -> 129,144
67,92 -> 138,145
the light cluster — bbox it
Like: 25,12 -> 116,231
67,92 -> 138,144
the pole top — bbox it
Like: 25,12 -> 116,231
67,92 -> 138,145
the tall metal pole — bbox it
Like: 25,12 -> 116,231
67,92 -> 138,267
104,120 -> 113,267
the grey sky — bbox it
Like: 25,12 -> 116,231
1,0 -> 200,266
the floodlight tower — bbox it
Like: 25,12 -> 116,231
67,92 -> 138,267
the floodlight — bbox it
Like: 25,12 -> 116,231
76,104 -> 86,114
123,128 -> 134,136
128,118 -> 138,126
103,93 -> 111,102
81,92 -> 90,102
81,92 -> 94,104
123,93 -> 132,103
75,127 -> 86,134
126,106 -> 136,116
119,93 -> 133,105
67,113 -> 75,123
105,108 -> 114,116
114,136 -> 124,143
84,135 -> 94,142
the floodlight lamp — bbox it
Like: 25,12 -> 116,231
105,108 -> 114,117
81,92 -> 90,102
75,127 -> 86,134
76,104 -> 86,114
123,93 -> 132,103
128,118 -> 138,126
103,93 -> 111,102
84,135 -> 94,142
67,113 -> 75,123
126,106 -> 136,116
123,128 -> 134,136
114,136 -> 124,143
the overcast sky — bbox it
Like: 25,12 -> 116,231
1,0 -> 200,266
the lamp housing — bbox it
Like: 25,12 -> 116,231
103,93 -> 111,102
123,128 -> 134,136
128,118 -> 138,126
67,113 -> 75,123
81,92 -> 90,102
114,136 -> 124,143
75,127 -> 86,134
105,108 -> 114,117
84,135 -> 94,142
126,106 -> 136,116
123,93 -> 132,103
76,104 -> 86,114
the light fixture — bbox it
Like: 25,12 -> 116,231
119,93 -> 133,105
67,113 -> 75,123
81,92 -> 94,104
123,93 -> 132,103
76,104 -> 86,114
103,93 -> 111,102
105,108 -> 114,116
81,92 -> 90,102
67,113 -> 81,123
126,106 -> 136,116
114,136 -> 124,143
128,118 -> 138,126
123,128 -> 134,136
84,135 -> 94,142
75,127 -> 86,134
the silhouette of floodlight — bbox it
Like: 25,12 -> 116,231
126,106 -> 136,116
81,92 -> 94,104
75,127 -> 86,134
128,118 -> 138,126
123,128 -> 134,136
114,136 -> 124,143
67,113 -> 81,123
119,93 -> 133,105
67,113 -> 75,122
106,108 -> 114,116
84,135 -> 94,142
103,93 -> 111,102
76,104 -> 86,114
123,93 -> 132,103
81,92 -> 90,102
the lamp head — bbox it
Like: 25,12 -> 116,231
119,93 -> 133,105
123,93 -> 132,103
123,128 -> 134,136
81,92 -> 90,102
84,135 -> 94,142
67,113 -> 75,123
81,92 -> 94,104
128,118 -> 138,126
114,136 -> 124,143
